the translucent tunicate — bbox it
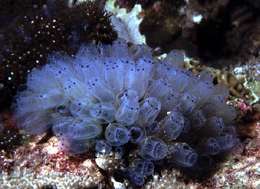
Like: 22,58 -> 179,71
103,58 -> 125,95
190,80 -> 214,101
86,77 -> 115,101
162,111 -> 185,140
105,123 -> 130,146
60,137 -> 90,154
114,146 -> 124,159
190,110 -> 207,129
52,116 -> 74,137
66,120 -> 102,140
139,137 -> 168,160
63,78 -> 87,99
89,102 -> 116,122
207,116 -> 225,134
203,101 -> 236,124
117,89 -> 139,102
146,79 -> 172,100
129,126 -> 145,144
15,90 -> 65,114
182,117 -> 191,134
138,97 -> 161,126
162,50 -> 185,68
179,92 -> 198,114
69,99 -> 89,117
170,143 -> 198,167
95,140 -> 112,155
216,134 -> 238,151
124,60 -> 152,98
115,98 -> 140,126
128,169 -> 145,186
160,89 -> 181,111
17,112 -> 52,135
166,69 -> 194,91
202,137 -> 221,155
145,121 -> 160,135
132,159 -> 154,176
198,70 -> 214,82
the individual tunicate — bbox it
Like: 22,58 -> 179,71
60,137 -> 90,154
89,102 -> 116,122
105,123 -> 130,146
200,137 -> 221,155
52,116 -> 74,137
128,169 -> 145,186
66,119 -> 102,140
115,98 -> 140,126
207,116 -> 225,135
139,137 -> 168,160
169,143 -> 198,167
132,159 -> 154,176
138,97 -> 161,126
179,93 -> 198,114
162,111 -> 185,140
216,134 -> 238,151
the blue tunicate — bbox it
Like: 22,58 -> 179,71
162,111 -> 185,140
203,137 -> 221,155
166,68 -> 194,91
117,89 -> 139,102
103,58 -> 125,95
13,39 -> 239,186
170,143 -> 198,167
114,146 -> 124,159
138,97 -> 161,126
17,111 -> 52,135
145,121 -> 160,134
89,102 -> 116,123
95,140 -> 112,155
162,50 -> 185,68
124,60 -> 153,97
66,120 -> 102,140
132,159 -> 154,176
52,116 -> 73,137
179,93 -> 198,114
191,110 -> 207,129
128,169 -> 145,186
146,79 -> 172,100
115,98 -> 140,126
68,100 -> 89,117
86,77 -> 115,102
216,134 -> 238,151
140,137 -> 168,160
60,137 -> 90,154
207,116 -> 225,134
190,80 -> 214,101
129,126 -> 145,144
105,123 -> 130,146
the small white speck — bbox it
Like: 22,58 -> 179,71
192,14 -> 203,23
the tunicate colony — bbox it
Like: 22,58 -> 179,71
14,40 -> 238,186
